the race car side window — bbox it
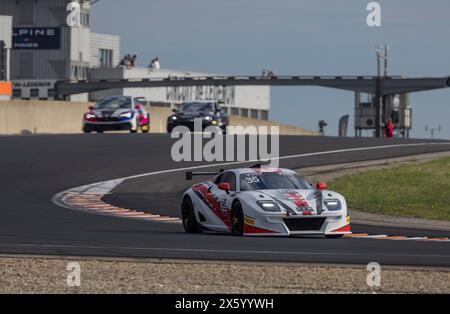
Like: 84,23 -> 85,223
215,171 -> 236,191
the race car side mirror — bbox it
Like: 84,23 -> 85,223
88,106 -> 94,111
316,182 -> 328,191
218,183 -> 230,193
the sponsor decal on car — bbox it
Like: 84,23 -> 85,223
244,215 -> 256,226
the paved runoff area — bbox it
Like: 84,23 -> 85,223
0,256 -> 449,294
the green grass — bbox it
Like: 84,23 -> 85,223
329,158 -> 450,221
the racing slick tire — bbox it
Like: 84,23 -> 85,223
325,234 -> 344,239
130,129 -> 138,133
181,197 -> 202,233
231,201 -> 244,236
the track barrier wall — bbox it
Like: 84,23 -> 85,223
0,100 -> 318,136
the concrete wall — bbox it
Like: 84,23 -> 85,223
0,100 -> 89,134
229,116 -> 318,136
0,100 -> 318,136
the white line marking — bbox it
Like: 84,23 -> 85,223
0,243 -> 449,258
119,142 -> 450,181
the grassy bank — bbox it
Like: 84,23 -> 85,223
330,157 -> 450,221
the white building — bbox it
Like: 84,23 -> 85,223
90,32 -> 120,69
0,0 -> 270,119
89,67 -> 270,120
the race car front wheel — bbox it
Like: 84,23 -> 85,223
231,202 -> 244,236
181,197 -> 201,233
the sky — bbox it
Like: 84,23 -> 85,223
91,0 -> 450,139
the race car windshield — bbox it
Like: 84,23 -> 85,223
95,97 -> 132,110
240,172 -> 311,191
180,102 -> 214,113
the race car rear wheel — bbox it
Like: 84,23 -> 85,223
325,234 -> 344,239
231,201 -> 244,236
181,197 -> 201,233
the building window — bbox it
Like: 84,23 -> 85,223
240,108 -> 249,118
260,110 -> 269,121
230,108 -> 239,116
30,88 -> 39,99
48,89 -> 55,99
250,109 -> 258,119
71,65 -> 89,80
100,49 -> 113,68
13,89 -> 22,99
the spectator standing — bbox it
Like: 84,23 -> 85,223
153,57 -> 160,70
385,119 -> 394,138
131,55 -> 137,67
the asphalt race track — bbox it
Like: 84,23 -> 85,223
1,134 -> 450,266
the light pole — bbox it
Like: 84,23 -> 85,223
425,125 -> 442,139
375,44 -> 389,138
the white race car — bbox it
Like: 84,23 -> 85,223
182,165 -> 351,237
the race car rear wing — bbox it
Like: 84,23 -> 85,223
250,159 -> 272,169
186,170 -> 224,180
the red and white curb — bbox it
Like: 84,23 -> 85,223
52,179 -> 182,224
344,233 -> 449,242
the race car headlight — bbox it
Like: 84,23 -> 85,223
120,112 -> 133,119
171,116 -> 178,121
324,199 -> 342,211
85,113 -> 96,119
257,201 -> 281,212
204,115 -> 213,121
